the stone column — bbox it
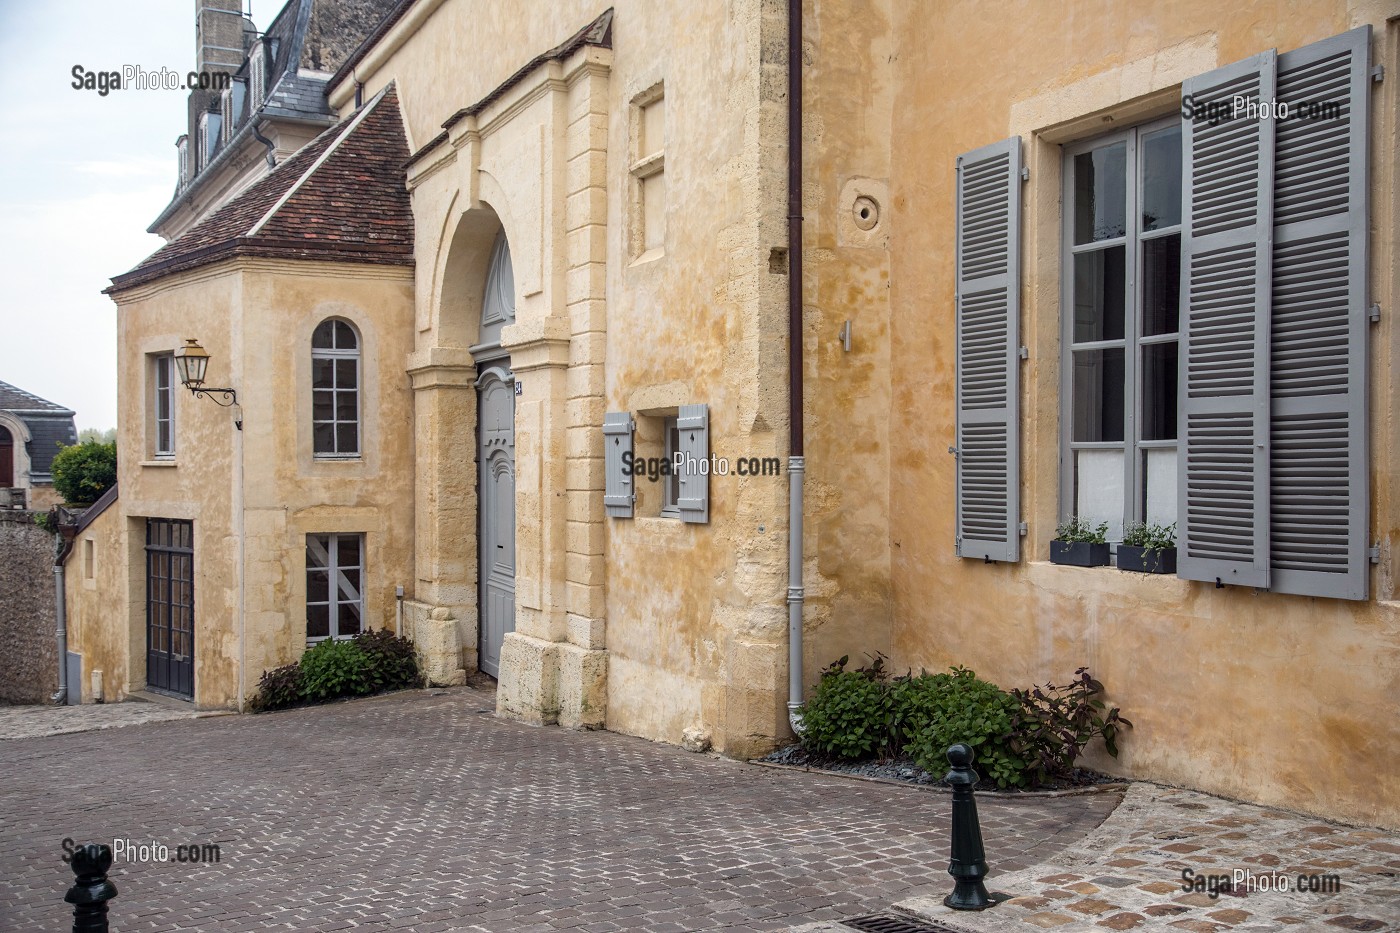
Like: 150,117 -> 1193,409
406,350 -> 477,682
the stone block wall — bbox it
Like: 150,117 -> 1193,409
0,512 -> 58,704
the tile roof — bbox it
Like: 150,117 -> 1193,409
0,380 -> 74,414
111,85 -> 413,294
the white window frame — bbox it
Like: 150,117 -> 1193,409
661,415 -> 680,518
629,84 -> 665,260
1059,115 -> 1182,544
176,136 -> 189,190
311,318 -> 362,459
305,533 -> 364,644
152,353 -> 176,460
249,43 -> 266,111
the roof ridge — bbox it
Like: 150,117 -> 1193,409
246,83 -> 394,238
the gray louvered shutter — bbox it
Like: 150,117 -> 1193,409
954,137 -> 1021,561
1178,51 -> 1276,589
676,403 -> 709,524
603,412 -> 634,518
1268,27 -> 1371,599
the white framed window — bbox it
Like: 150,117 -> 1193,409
306,533 -> 363,643
249,43 -> 266,110
629,84 -> 665,259
220,88 -> 233,142
197,111 -> 221,169
311,318 -> 360,458
661,415 -> 680,517
152,353 -> 176,459
1060,117 -> 1181,542
176,135 -> 189,189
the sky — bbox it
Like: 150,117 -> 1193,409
0,2 -> 195,431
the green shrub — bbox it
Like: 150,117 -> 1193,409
799,655 -> 1132,789
1008,668 -> 1132,786
352,629 -> 423,692
297,638 -> 373,703
901,667 -> 1029,788
51,441 -> 116,506
249,663 -> 303,712
797,655 -> 894,760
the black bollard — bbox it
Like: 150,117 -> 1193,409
65,843 -> 117,933
944,743 -> 992,910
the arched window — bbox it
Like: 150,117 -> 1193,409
478,231 -> 516,347
311,319 -> 360,457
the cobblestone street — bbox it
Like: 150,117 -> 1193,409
0,687 -> 1117,931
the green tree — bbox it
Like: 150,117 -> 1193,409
77,427 -> 117,445
51,441 -> 116,505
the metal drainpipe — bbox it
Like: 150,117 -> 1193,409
786,0 -> 806,734
52,520 -> 77,705
52,563 -> 68,705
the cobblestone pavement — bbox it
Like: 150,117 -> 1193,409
0,698 -> 198,739
0,687 -> 1118,932
791,782 -> 1399,933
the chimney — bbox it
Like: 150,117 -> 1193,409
195,0 -> 247,75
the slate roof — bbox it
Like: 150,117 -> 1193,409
0,380 -> 78,480
111,85 -> 413,294
0,381 -> 74,414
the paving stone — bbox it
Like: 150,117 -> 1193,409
0,688 -> 1116,931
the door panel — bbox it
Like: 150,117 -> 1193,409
146,518 -> 194,698
477,368 -> 515,678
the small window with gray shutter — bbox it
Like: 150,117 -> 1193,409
954,137 -> 1022,561
603,412 -> 634,518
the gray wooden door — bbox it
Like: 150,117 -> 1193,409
477,366 -> 515,677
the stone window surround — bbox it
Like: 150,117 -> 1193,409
0,410 -> 32,489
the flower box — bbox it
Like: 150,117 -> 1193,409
1117,545 -> 1176,574
1049,540 -> 1110,567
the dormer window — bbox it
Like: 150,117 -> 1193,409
230,76 -> 245,127
220,89 -> 233,142
197,112 -> 221,170
176,135 -> 189,190
249,43 -> 266,110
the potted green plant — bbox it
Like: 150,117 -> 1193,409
1118,521 -> 1177,574
1050,517 -> 1110,567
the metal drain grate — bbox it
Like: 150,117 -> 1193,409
840,912 -> 963,933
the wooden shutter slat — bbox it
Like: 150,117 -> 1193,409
603,412 -> 634,518
954,137 -> 1021,562
1268,26 -> 1370,600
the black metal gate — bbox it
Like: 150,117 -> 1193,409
146,518 -> 194,699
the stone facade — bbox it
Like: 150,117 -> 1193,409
0,513 -> 58,705
74,0 -> 1400,831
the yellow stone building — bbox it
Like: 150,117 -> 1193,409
69,0 -> 1400,829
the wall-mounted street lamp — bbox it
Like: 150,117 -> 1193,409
173,338 -> 242,430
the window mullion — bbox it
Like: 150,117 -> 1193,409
1121,129 -> 1141,536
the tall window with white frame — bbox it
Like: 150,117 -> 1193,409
306,533 -> 363,643
1061,118 -> 1181,543
152,353 -> 176,459
311,319 -> 360,458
